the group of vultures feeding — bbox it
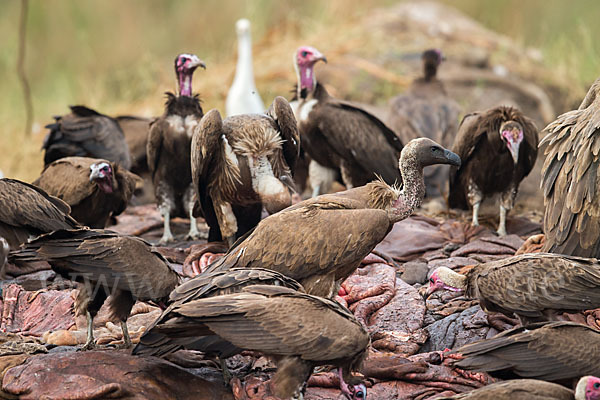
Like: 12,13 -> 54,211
4,16 -> 600,400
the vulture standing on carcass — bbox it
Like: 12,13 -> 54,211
448,106 -> 538,235
33,156 -> 142,228
452,321 -> 600,381
290,46 -> 403,196
0,178 -> 79,250
541,78 -> 600,257
9,229 -> 180,349
436,376 -> 600,400
191,96 -> 299,244
206,138 -> 460,298
225,19 -> 265,116
387,49 -> 461,197
42,105 -> 132,170
426,253 -> 600,324
135,285 -> 368,400
147,53 -> 206,244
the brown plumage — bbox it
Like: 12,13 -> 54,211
290,46 -> 403,195
206,138 -> 460,298
147,54 -> 205,244
43,105 -> 132,170
191,96 -> 299,244
453,322 -> 600,381
33,156 -> 142,229
116,115 -> 152,175
0,178 -> 79,250
448,106 -> 538,235
135,284 -> 368,399
435,379 -> 576,400
427,253 -> 600,324
9,228 -> 180,349
541,78 -> 600,257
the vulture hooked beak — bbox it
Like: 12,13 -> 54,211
443,149 -> 461,167
187,57 -> 206,70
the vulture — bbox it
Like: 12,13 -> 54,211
448,106 -> 538,235
452,321 -> 600,381
147,53 -> 206,244
43,105 -> 132,170
387,49 -> 461,197
436,376 -> 600,400
33,156 -> 142,228
290,46 -> 403,195
225,19 -> 265,116
134,285 -> 368,400
0,178 -> 79,250
206,138 -> 460,298
191,96 -> 299,244
9,228 -> 180,349
116,115 -> 152,175
426,253 -> 600,324
541,78 -> 600,257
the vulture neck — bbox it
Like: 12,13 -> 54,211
423,61 -> 438,82
295,64 -> 316,100
389,152 -> 426,223
178,72 -> 194,97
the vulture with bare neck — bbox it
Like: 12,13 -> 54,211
542,78 -> 600,257
34,156 -> 141,228
191,96 -> 299,245
290,46 -> 403,196
448,106 -> 538,235
206,138 -> 460,297
147,53 -> 205,244
426,253 -> 600,324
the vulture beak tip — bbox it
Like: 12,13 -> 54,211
443,149 -> 461,167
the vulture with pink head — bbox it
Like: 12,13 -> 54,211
448,106 -> 538,235
147,53 -> 206,244
34,156 -> 141,228
290,46 -> 403,196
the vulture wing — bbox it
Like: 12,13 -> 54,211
267,96 -> 300,171
435,379 -> 573,400
33,157 -> 97,206
116,115 -> 152,173
146,118 -> 166,179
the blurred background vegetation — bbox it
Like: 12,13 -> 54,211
1,0 -> 599,180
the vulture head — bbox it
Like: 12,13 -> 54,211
422,49 -> 444,81
235,18 -> 250,35
400,138 -> 461,169
425,267 -> 467,296
341,382 -> 367,400
499,120 -> 524,164
89,162 -> 116,194
174,53 -> 206,97
576,375 -> 600,400
294,46 -> 327,97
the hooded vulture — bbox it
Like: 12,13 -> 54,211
0,178 -> 79,250
9,228 -> 180,349
387,49 -> 461,197
426,253 -> 600,324
448,106 -> 538,235
206,138 -> 460,298
191,96 -> 299,245
541,78 -> 600,257
290,46 -> 403,196
147,53 -> 206,244
134,285 -> 368,400
33,156 -> 142,229
43,105 -> 132,170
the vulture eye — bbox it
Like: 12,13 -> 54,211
355,391 -> 365,399
429,277 -> 435,284
301,51 -> 308,57
594,382 -> 600,389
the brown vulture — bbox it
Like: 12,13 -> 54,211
448,106 -> 538,235
191,96 -> 299,245
147,53 -> 206,244
0,178 -> 79,250
452,321 -> 600,382
206,138 -> 460,298
9,228 -> 180,349
134,284 -> 368,399
33,156 -> 142,229
42,105 -> 132,170
290,46 -> 403,196
541,78 -> 600,257
426,253 -> 600,324
387,49 -> 461,197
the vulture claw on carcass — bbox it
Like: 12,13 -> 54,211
134,284 -> 369,400
33,156 -> 142,228
191,96 -> 299,244
9,229 -> 180,350
205,138 -> 460,298
289,46 -> 403,195
542,77 -> 600,257
448,106 -> 538,235
147,53 -> 206,244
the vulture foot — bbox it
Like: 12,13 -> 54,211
496,204 -> 508,236
158,232 -> 175,245
78,310 -> 96,351
118,321 -> 132,349
79,340 -> 96,351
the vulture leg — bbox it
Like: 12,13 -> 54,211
467,180 -> 483,227
107,289 -> 136,348
158,203 -> 174,244
76,284 -> 108,351
184,185 -> 202,240
120,321 -> 132,348
219,357 -> 232,385
214,200 -> 238,247
82,311 -> 96,350
339,161 -> 354,190
498,184 -> 517,236
308,160 -> 336,197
